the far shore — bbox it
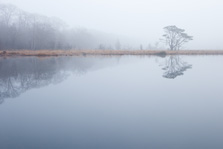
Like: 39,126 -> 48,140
1,50 -> 223,57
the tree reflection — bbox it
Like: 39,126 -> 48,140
162,56 -> 192,79
0,57 -> 94,104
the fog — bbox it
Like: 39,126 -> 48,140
1,0 -> 223,49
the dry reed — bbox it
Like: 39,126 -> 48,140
1,50 -> 223,57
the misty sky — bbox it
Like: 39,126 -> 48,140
1,0 -> 223,49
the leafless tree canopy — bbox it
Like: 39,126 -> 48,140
0,4 -> 122,50
162,25 -> 193,50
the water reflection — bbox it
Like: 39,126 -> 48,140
0,55 -> 192,103
162,55 -> 192,79
1,56 -> 223,149
0,57 -> 96,104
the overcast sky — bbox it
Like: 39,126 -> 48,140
1,0 -> 223,49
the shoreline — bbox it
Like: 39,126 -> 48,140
1,50 -> 223,57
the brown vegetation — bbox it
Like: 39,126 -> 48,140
1,50 -> 223,57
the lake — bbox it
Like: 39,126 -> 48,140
0,55 -> 223,149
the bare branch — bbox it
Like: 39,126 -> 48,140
161,25 -> 193,50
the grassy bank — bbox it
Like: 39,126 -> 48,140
1,50 -> 223,57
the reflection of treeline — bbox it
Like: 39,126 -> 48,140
0,57 -> 93,103
0,4 -> 119,50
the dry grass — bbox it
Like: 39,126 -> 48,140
1,50 -> 223,57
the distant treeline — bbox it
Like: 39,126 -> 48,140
0,3 -> 166,51
0,4 -> 125,50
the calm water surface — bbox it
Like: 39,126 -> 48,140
0,56 -> 223,149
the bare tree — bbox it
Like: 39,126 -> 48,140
140,44 -> 143,50
0,4 -> 17,27
162,25 -> 193,50
0,4 -> 117,51
115,40 -> 121,50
